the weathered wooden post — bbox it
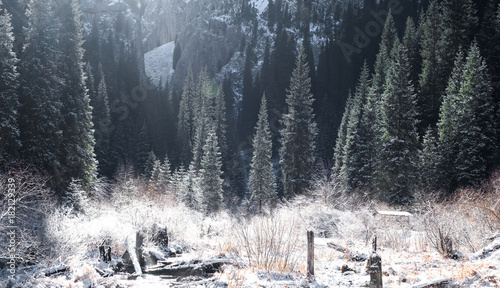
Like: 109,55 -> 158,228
136,231 -> 145,268
307,231 -> 314,280
367,235 -> 383,288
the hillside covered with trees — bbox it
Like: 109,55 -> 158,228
1,0 -> 500,286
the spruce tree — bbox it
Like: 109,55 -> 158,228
56,0 -> 97,188
177,67 -> 195,166
183,164 -> 200,209
149,159 -> 163,192
454,42 -> 495,187
437,50 -> 466,191
378,39 -> 419,203
214,84 -> 228,162
439,0 -> 478,84
333,91 -> 352,176
92,64 -> 112,176
238,43 -> 259,141
343,62 -> 371,191
144,151 -> 158,179
249,96 -> 277,213
280,45 -> 317,198
418,0 -> 443,131
0,4 -> 20,161
419,127 -> 443,191
18,0 -> 63,177
200,129 -> 224,214
371,11 -> 397,99
402,17 -> 420,89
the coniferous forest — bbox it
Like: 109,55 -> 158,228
1,0 -> 500,286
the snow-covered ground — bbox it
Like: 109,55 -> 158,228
2,177 -> 499,288
145,41 -> 175,88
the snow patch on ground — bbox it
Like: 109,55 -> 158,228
144,41 -> 175,88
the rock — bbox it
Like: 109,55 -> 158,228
341,264 -> 355,274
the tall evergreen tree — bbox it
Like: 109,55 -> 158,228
402,17 -> 420,89
439,0 -> 478,84
377,39 -> 419,203
214,84 -> 228,162
280,45 -> 317,198
177,67 -> 195,166
371,11 -> 397,100
56,0 -> 97,188
332,91 -> 353,176
343,62 -> 371,191
92,64 -> 112,176
200,129 -> 224,214
453,42 -> 495,188
437,50 -> 466,191
238,44 -> 259,141
419,127 -> 443,190
418,0 -> 445,131
0,3 -> 20,161
18,0 -> 63,177
249,96 -> 277,213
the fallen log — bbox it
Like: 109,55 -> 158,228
144,258 -> 234,277
327,242 -> 368,262
40,265 -> 69,277
411,278 -> 451,288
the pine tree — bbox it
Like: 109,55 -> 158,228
18,0 -> 63,177
144,151 -> 158,179
419,127 -> 443,190
214,84 -> 228,162
439,0 -> 478,84
333,91 -> 353,176
402,17 -> 420,88
149,158 -> 163,191
182,164 -> 200,209
249,96 -> 277,213
238,43 -> 259,141
454,42 -> 495,187
200,129 -> 224,214
161,154 -> 171,180
190,68 -> 212,172
418,0 -> 444,131
56,0 -> 97,188
0,3 -> 20,161
177,67 -> 195,166
437,50 -> 466,191
378,38 -> 419,203
92,64 -> 112,176
343,62 -> 371,191
371,11 -> 397,99
280,45 -> 317,198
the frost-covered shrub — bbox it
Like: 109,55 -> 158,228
236,209 -> 303,272
0,168 -> 54,266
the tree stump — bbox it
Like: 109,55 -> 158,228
136,231 -> 146,268
99,241 -> 112,263
367,236 -> 383,288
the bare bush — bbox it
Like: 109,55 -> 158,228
311,170 -> 369,211
236,211 -> 303,272
0,167 -> 55,266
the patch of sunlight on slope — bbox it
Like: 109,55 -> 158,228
144,41 -> 175,88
